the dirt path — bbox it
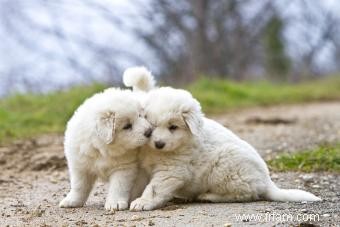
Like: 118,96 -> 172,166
1,102 -> 339,226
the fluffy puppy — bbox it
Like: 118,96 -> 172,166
59,88 -> 152,211
129,87 -> 321,211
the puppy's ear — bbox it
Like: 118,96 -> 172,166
182,109 -> 203,137
95,111 -> 116,144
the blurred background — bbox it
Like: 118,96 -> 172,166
2,0 -> 340,142
1,0 -> 340,97
1,1 -> 340,224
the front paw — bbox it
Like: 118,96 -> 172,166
59,196 -> 84,208
130,198 -> 157,211
105,200 -> 128,211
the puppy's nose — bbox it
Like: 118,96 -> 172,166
144,128 -> 152,138
155,141 -> 165,149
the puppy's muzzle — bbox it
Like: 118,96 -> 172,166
155,141 -> 165,149
144,128 -> 153,138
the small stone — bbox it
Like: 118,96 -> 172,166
131,215 -> 143,221
49,178 -> 58,184
103,210 -> 115,215
301,201 -> 307,204
265,149 -> 272,154
271,174 -> 278,179
300,209 -> 308,213
312,184 -> 321,189
224,223 -> 232,227
148,220 -> 155,226
301,175 -> 313,182
131,215 -> 138,220
75,220 -> 87,226
322,213 -> 330,217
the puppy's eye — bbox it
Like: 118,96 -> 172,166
123,123 -> 132,130
169,125 -> 178,131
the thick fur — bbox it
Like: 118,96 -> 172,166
121,66 -> 157,199
123,66 -> 156,92
59,88 -> 151,211
130,87 -> 321,211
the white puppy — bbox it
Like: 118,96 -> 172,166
127,84 -> 321,211
59,87 -> 152,211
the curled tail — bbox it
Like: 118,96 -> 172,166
265,180 -> 321,202
123,66 -> 156,92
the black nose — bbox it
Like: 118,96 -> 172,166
144,128 -> 152,138
155,141 -> 165,149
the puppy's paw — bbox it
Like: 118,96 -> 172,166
105,200 -> 128,211
59,197 -> 84,208
129,198 -> 156,211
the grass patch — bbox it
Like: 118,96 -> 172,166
1,76 -> 340,143
267,144 -> 340,172
0,84 -> 105,144
188,76 -> 340,113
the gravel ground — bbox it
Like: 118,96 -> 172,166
0,101 -> 339,227
214,101 -> 340,159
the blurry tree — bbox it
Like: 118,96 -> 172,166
282,0 -> 339,78
263,14 -> 291,80
129,0 -> 275,83
0,0 -> 142,95
129,0 -> 340,83
0,0 -> 340,96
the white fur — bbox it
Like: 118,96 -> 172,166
59,88 -> 151,211
120,66 -> 158,202
123,66 -> 156,92
130,87 -> 321,211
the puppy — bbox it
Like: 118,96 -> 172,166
127,84 -> 321,211
59,87 -> 152,211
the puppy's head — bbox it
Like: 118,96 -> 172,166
144,87 -> 203,152
95,89 -> 152,151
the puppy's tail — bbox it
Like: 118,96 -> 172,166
265,180 -> 321,202
123,66 -> 156,92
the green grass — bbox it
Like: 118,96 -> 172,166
188,76 -> 340,113
0,84 -> 105,144
1,76 -> 340,143
267,144 -> 340,172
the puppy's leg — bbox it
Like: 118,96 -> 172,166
130,173 -> 185,211
105,167 -> 137,211
59,167 -> 96,208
